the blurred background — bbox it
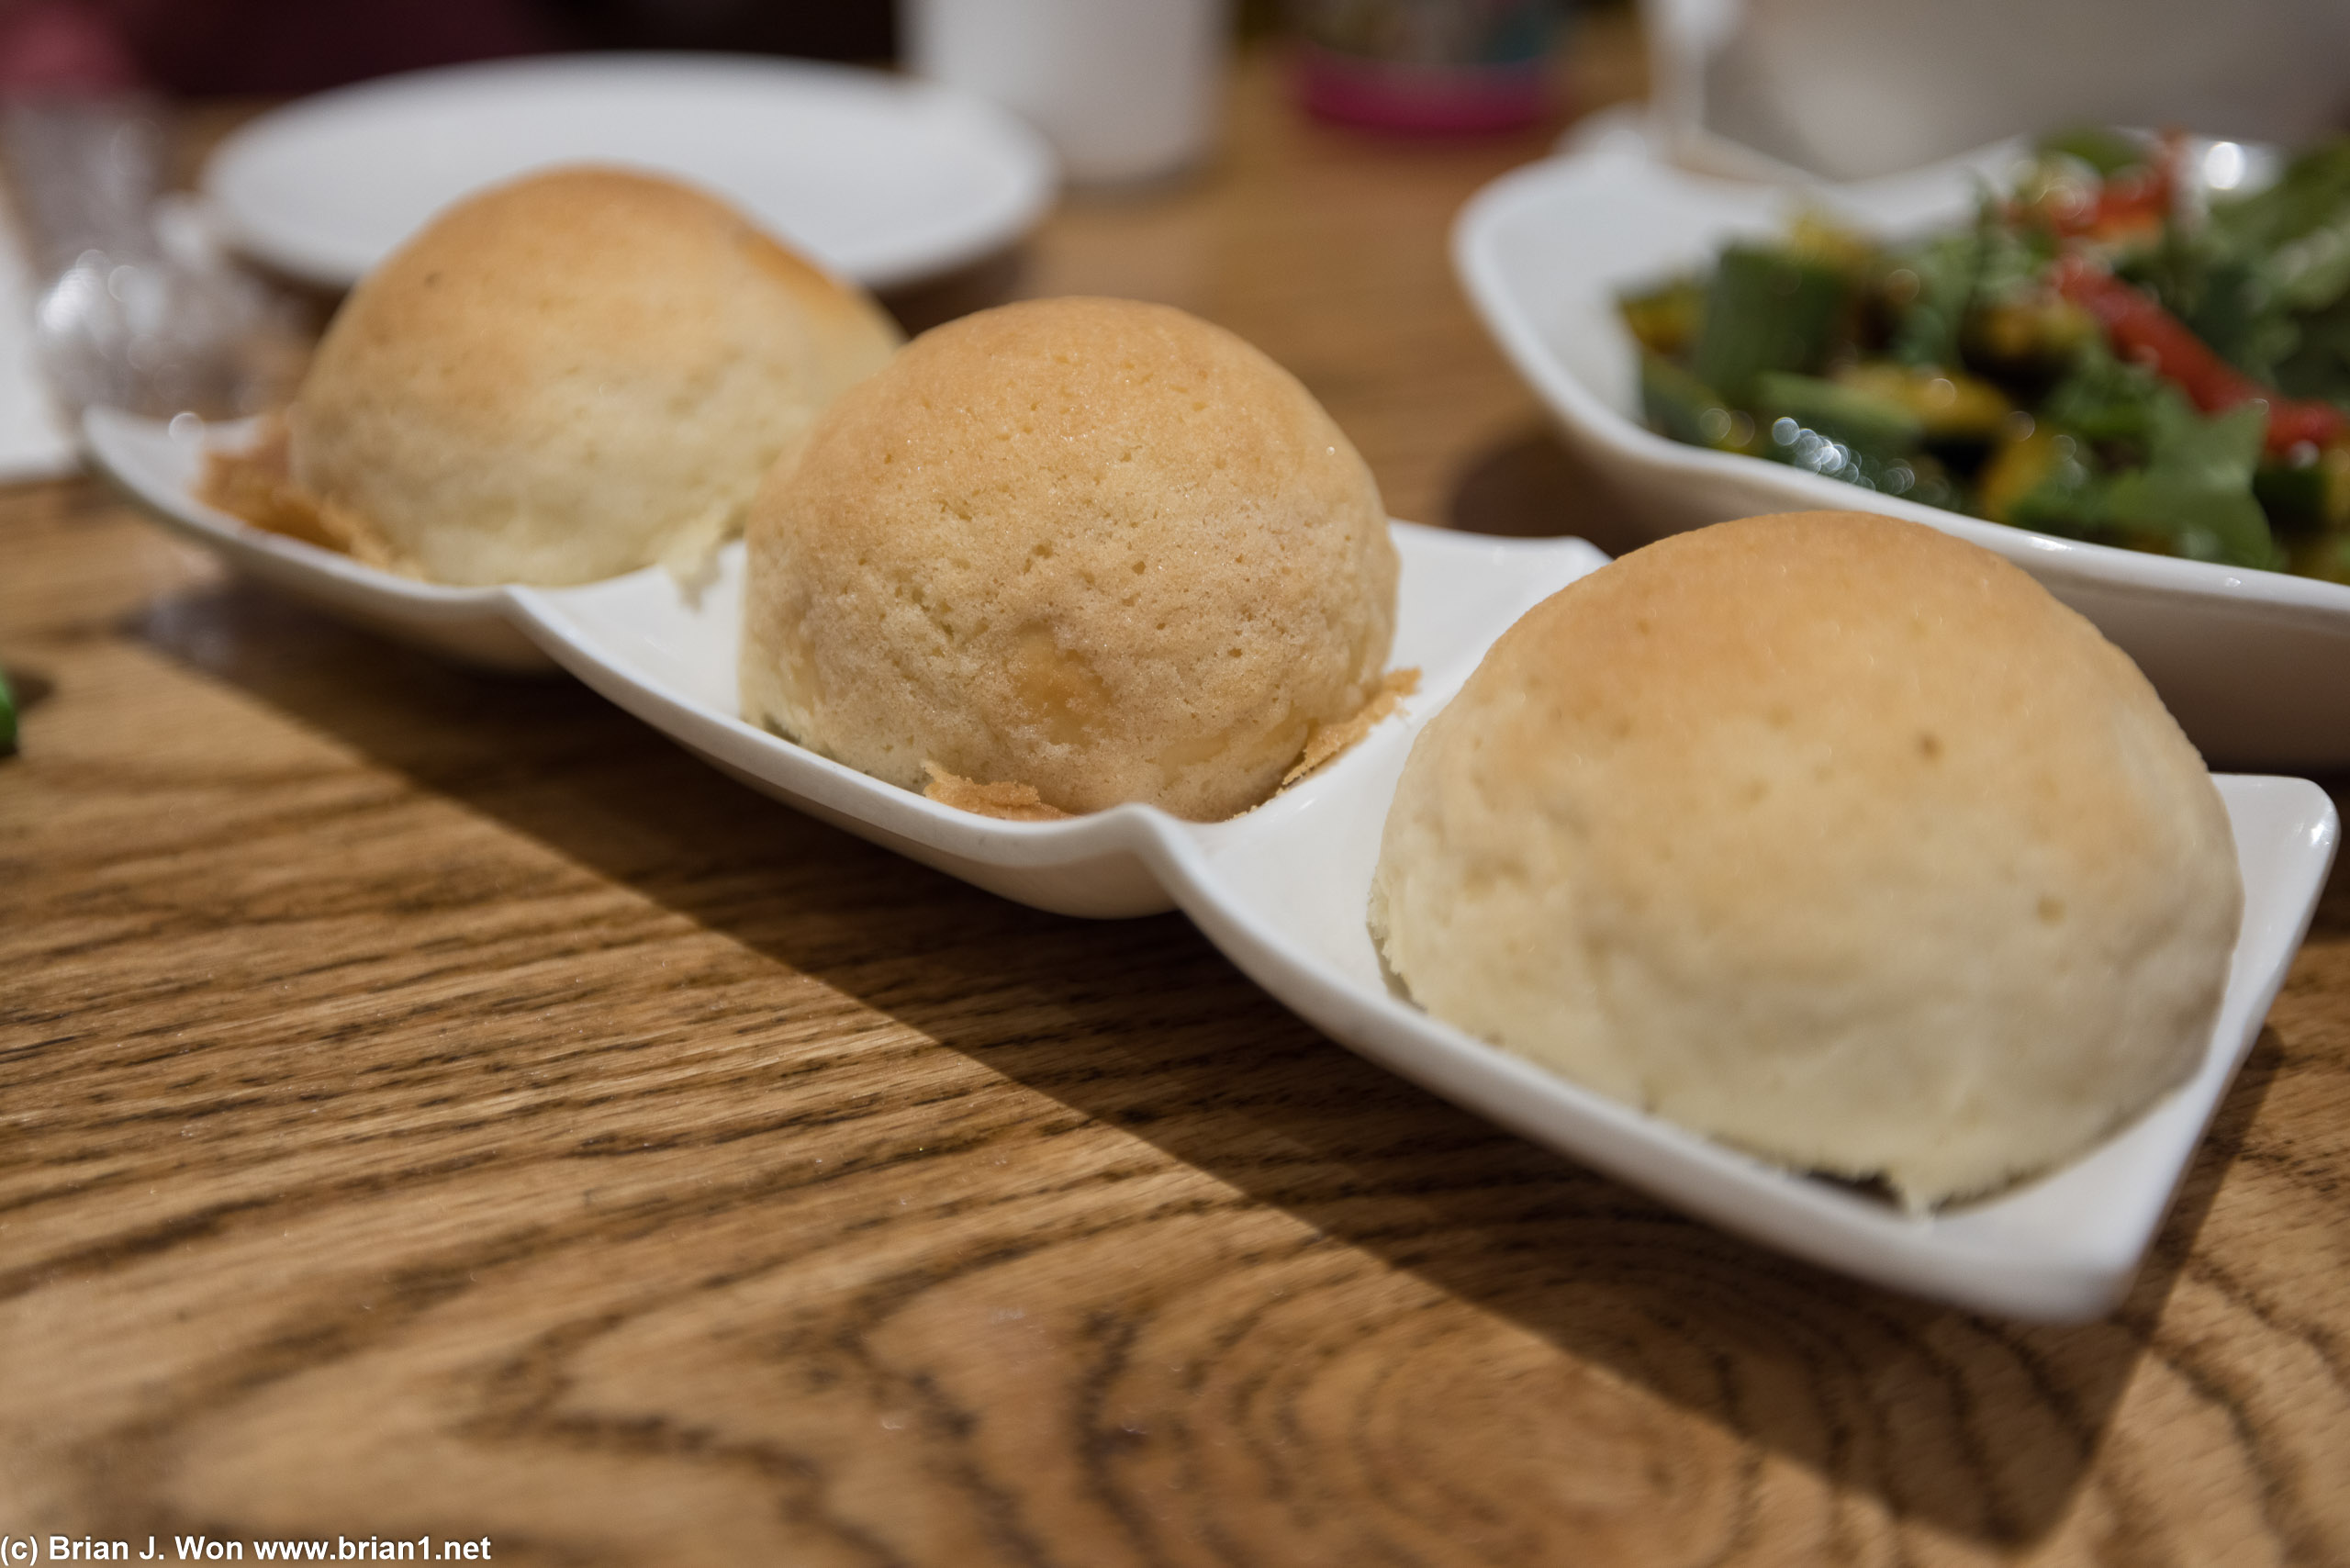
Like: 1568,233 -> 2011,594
0,0 -> 906,95
0,0 -> 1595,143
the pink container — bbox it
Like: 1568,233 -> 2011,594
1288,0 -> 1559,134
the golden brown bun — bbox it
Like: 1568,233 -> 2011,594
1370,510 -> 2242,1207
740,297 -> 1401,821
287,166 -> 901,586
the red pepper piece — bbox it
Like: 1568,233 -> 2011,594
2053,253 -> 2349,454
2014,135 -> 2177,240
2083,163 -> 2170,241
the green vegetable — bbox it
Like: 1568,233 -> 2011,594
2255,454 -> 2332,533
2103,400 -> 2278,567
2211,138 -> 2350,259
2007,441 -> 2110,540
1884,230 -> 1981,369
1980,427 -> 2106,537
2036,126 -> 2148,178
1623,129 -> 2350,582
1753,372 -> 1921,460
2272,295 -> 2350,403
1619,277 -> 1705,357
2183,257 -> 2298,382
1833,362 -> 2011,443
1691,244 -> 1850,402
2041,342 -> 2167,447
1963,210 -> 2086,377
0,667 -> 15,756
2290,529 -> 2350,583
1639,353 -> 1751,452
1751,380 -> 1947,500
2179,138 -> 2350,385
1968,207 -> 2060,306
2269,215 -> 2350,314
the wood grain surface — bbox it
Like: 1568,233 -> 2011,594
7,28 -> 2350,1567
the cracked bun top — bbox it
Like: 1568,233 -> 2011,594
739,297 -> 1401,821
286,166 -> 901,586
1370,510 -> 2242,1208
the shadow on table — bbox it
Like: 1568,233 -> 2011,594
878,245 -> 1029,338
129,575 -> 2297,1552
1447,421 -> 1669,556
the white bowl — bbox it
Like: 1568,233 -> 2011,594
89,406 -> 2340,1321
1453,136 -> 2350,769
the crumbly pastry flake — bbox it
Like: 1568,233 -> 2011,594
1281,667 -> 1419,789
918,664 -> 1420,820
197,416 -> 407,573
921,762 -> 1074,822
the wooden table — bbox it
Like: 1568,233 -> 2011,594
7,33 -> 2350,1568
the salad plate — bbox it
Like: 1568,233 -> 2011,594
202,53 -> 1058,293
1454,136 -> 2350,768
89,406 -> 2339,1321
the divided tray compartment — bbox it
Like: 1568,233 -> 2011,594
90,406 -> 2341,1322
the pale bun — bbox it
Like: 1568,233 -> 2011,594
739,297 -> 1400,821
1370,510 -> 2241,1207
287,166 -> 901,586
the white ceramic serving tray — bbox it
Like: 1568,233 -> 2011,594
91,407 -> 2340,1323
1453,135 -> 2350,770
203,53 -> 1058,293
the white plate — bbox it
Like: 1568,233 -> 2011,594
1453,137 -> 2350,769
89,407 -> 2339,1322
202,53 -> 1058,292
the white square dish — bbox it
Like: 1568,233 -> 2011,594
1452,137 -> 2350,770
89,406 -> 2340,1321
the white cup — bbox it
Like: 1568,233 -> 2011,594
903,0 -> 1231,185
1646,0 -> 2350,183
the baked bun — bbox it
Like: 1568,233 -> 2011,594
285,166 -> 901,586
1370,510 -> 2241,1207
740,297 -> 1401,821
